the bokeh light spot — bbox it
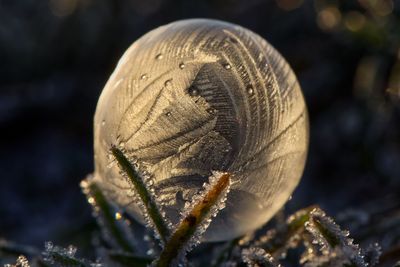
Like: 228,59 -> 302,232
344,11 -> 366,32
317,7 -> 341,31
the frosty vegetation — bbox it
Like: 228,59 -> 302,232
1,146 -> 384,267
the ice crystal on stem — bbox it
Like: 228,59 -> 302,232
4,255 -> 30,267
43,241 -> 101,267
307,208 -> 366,267
252,206 -> 381,267
155,172 -> 231,267
302,248 -> 349,267
179,171 -> 232,248
2,145 -> 385,267
304,220 -> 331,255
364,243 -> 381,266
241,247 -> 281,267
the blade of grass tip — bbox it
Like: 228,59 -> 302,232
155,172 -> 231,267
46,252 -> 91,267
241,247 -> 281,267
111,146 -> 170,244
81,178 -> 136,253
309,208 -> 366,267
43,244 -> 92,267
44,250 -> 91,267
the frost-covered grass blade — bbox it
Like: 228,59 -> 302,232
4,255 -> 31,267
42,242 -> 97,267
364,243 -> 381,266
241,247 -> 281,267
254,206 -> 378,267
81,177 -> 136,253
155,172 -> 231,267
306,208 -> 367,267
111,146 -> 170,244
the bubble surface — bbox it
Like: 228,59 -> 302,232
93,19 -> 309,241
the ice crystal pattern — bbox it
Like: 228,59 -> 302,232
93,18 -> 309,242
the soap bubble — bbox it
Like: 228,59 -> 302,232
92,19 -> 308,241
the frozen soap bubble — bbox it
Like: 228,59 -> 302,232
92,19 -> 309,242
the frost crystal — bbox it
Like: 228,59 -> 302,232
17,256 -> 30,267
254,206 -> 376,267
306,208 -> 367,267
180,171 -> 231,251
304,220 -> 331,255
155,172 -> 231,267
93,19 -> 309,242
364,243 -> 381,266
302,247 -> 348,267
241,247 -> 281,267
4,255 -> 30,267
43,241 -> 101,267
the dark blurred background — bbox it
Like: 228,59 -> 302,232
1,0 -> 399,261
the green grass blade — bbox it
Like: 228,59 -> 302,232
111,146 -> 170,244
308,208 -> 367,267
81,178 -> 136,253
45,252 -> 90,267
43,242 -> 95,267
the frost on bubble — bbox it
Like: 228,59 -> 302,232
241,247 -> 281,267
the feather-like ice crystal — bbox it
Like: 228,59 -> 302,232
93,19 -> 309,241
